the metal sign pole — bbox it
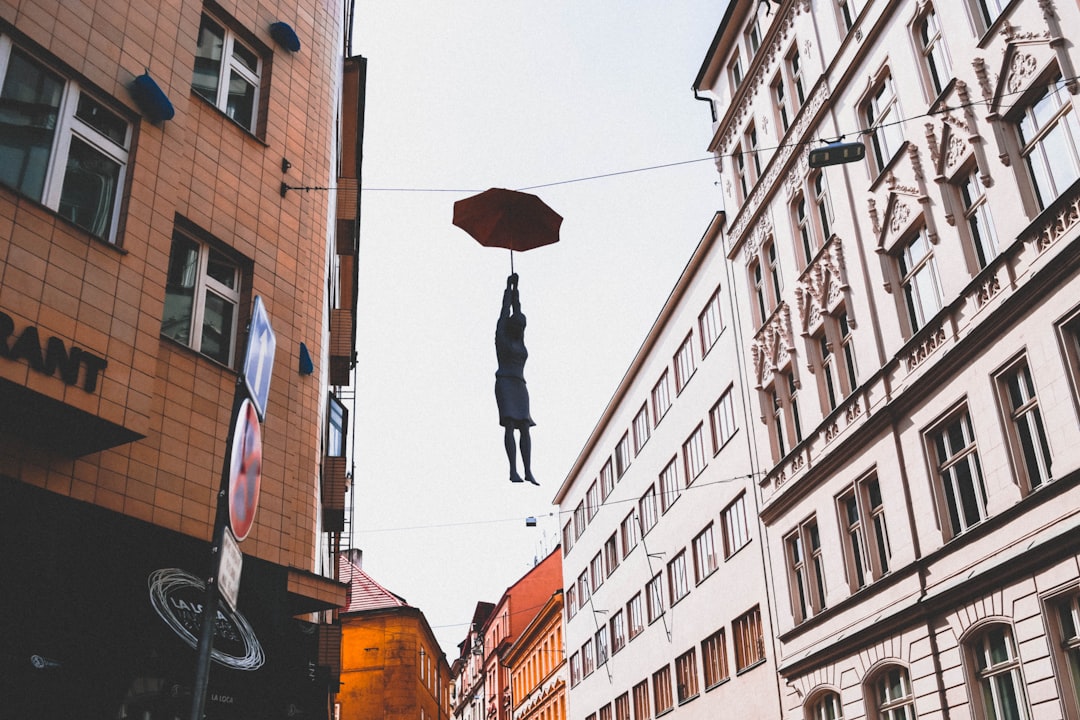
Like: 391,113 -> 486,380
189,377 -> 246,720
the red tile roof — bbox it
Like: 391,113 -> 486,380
338,554 -> 409,613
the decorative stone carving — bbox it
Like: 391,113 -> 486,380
1006,52 -> 1039,93
906,325 -> 948,372
794,236 -> 850,335
751,304 -> 795,389
1029,188 -> 1080,254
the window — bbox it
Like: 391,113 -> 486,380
736,147 -> 751,203
163,230 -> 243,365
590,552 -> 604,592
683,424 -> 708,484
582,640 -> 595,677
733,606 -> 765,672
598,707 -> 611,720
574,501 -> 586,538
786,517 -> 827,623
652,370 -> 673,423
916,7 -> 951,98
615,432 -> 632,477
192,13 -> 262,132
658,457 -> 682,513
327,393 -> 348,457
621,510 -> 640,556
646,573 -> 665,623
975,0 -> 1009,30
730,53 -> 744,91
566,584 -> 577,619
966,625 -> 1030,720
775,73 -> 792,135
668,550 -> 690,605
868,666 -> 916,720
955,168 -> 999,270
653,665 -> 674,715
633,403 -> 651,454
699,286 -> 724,355
930,408 -> 988,538
1051,593 -> 1080,715
692,523 -> 719,584
0,38 -> 132,243
837,0 -> 864,33
749,239 -> 784,326
1015,75 -> 1079,211
615,693 -> 630,720
721,493 -> 751,557
569,652 -> 582,686
996,359 -> 1052,491
745,123 -> 762,184
578,570 -> 591,605
812,310 -> 857,413
562,520 -> 574,555
633,680 -> 651,720
610,610 -> 627,654
710,388 -> 738,453
604,533 -> 620,577
586,481 -> 600,520
745,8 -> 764,55
627,593 -> 645,639
676,649 -> 700,703
896,227 -> 942,334
639,485 -> 659,535
595,626 -> 609,667
808,691 -> 844,720
702,629 -> 729,688
768,372 -> 804,460
788,47 -> 806,109
674,333 -> 696,392
864,74 -> 905,174
839,475 -> 891,592
600,458 -> 615,499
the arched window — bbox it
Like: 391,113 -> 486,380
806,689 -> 843,720
965,624 -> 1031,720
866,665 -> 917,720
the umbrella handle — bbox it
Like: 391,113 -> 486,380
509,248 -> 514,275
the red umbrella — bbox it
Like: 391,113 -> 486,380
452,188 -> 562,269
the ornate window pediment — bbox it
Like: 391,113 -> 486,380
751,304 -> 795,389
975,23 -> 1057,117
794,236 -> 850,336
870,178 -> 925,254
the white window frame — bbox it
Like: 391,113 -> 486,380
1015,75 -> 1080,212
658,457 -> 681,513
710,387 -> 738,454
192,13 -> 263,132
896,227 -> 942,335
995,357 -> 1053,492
667,550 -> 690,605
966,625 -> 1031,720
699,285 -> 724,355
929,408 -> 988,539
722,493 -> 751,558
683,423 -> 708,484
674,332 -> 696,393
162,231 -> 243,366
0,36 -> 131,244
693,523 -> 719,584
786,517 -> 826,624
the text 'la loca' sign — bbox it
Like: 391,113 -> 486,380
0,310 -> 107,392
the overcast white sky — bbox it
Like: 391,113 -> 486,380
349,2 -> 730,657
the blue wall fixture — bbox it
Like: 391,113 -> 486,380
270,22 -> 301,52
299,342 -> 314,375
128,73 -> 175,124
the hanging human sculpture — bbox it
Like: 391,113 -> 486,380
495,273 -> 537,484
451,187 -> 562,485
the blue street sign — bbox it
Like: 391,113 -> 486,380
243,296 -> 276,421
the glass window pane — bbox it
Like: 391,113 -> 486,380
0,49 -> 64,200
193,16 -> 225,102
206,248 -> 238,288
75,93 -> 127,146
162,237 -> 199,345
58,137 -> 120,238
232,40 -> 259,73
226,72 -> 255,129
200,289 -> 235,364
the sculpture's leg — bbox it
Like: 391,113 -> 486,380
505,426 -> 523,482
520,427 -> 537,485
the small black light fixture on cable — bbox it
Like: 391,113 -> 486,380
808,136 -> 866,168
280,157 -> 335,197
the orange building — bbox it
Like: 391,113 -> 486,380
477,548 -> 562,720
0,0 -> 360,716
504,590 -> 566,720
338,550 -> 451,720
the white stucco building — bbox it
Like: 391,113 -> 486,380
553,214 -> 784,719
694,0 -> 1080,718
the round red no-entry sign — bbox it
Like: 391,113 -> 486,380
228,398 -> 262,541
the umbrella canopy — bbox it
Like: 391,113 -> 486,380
452,188 -> 562,253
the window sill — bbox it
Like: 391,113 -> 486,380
190,91 -> 268,145
704,677 -> 731,693
677,693 -> 700,707
735,658 -> 766,676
